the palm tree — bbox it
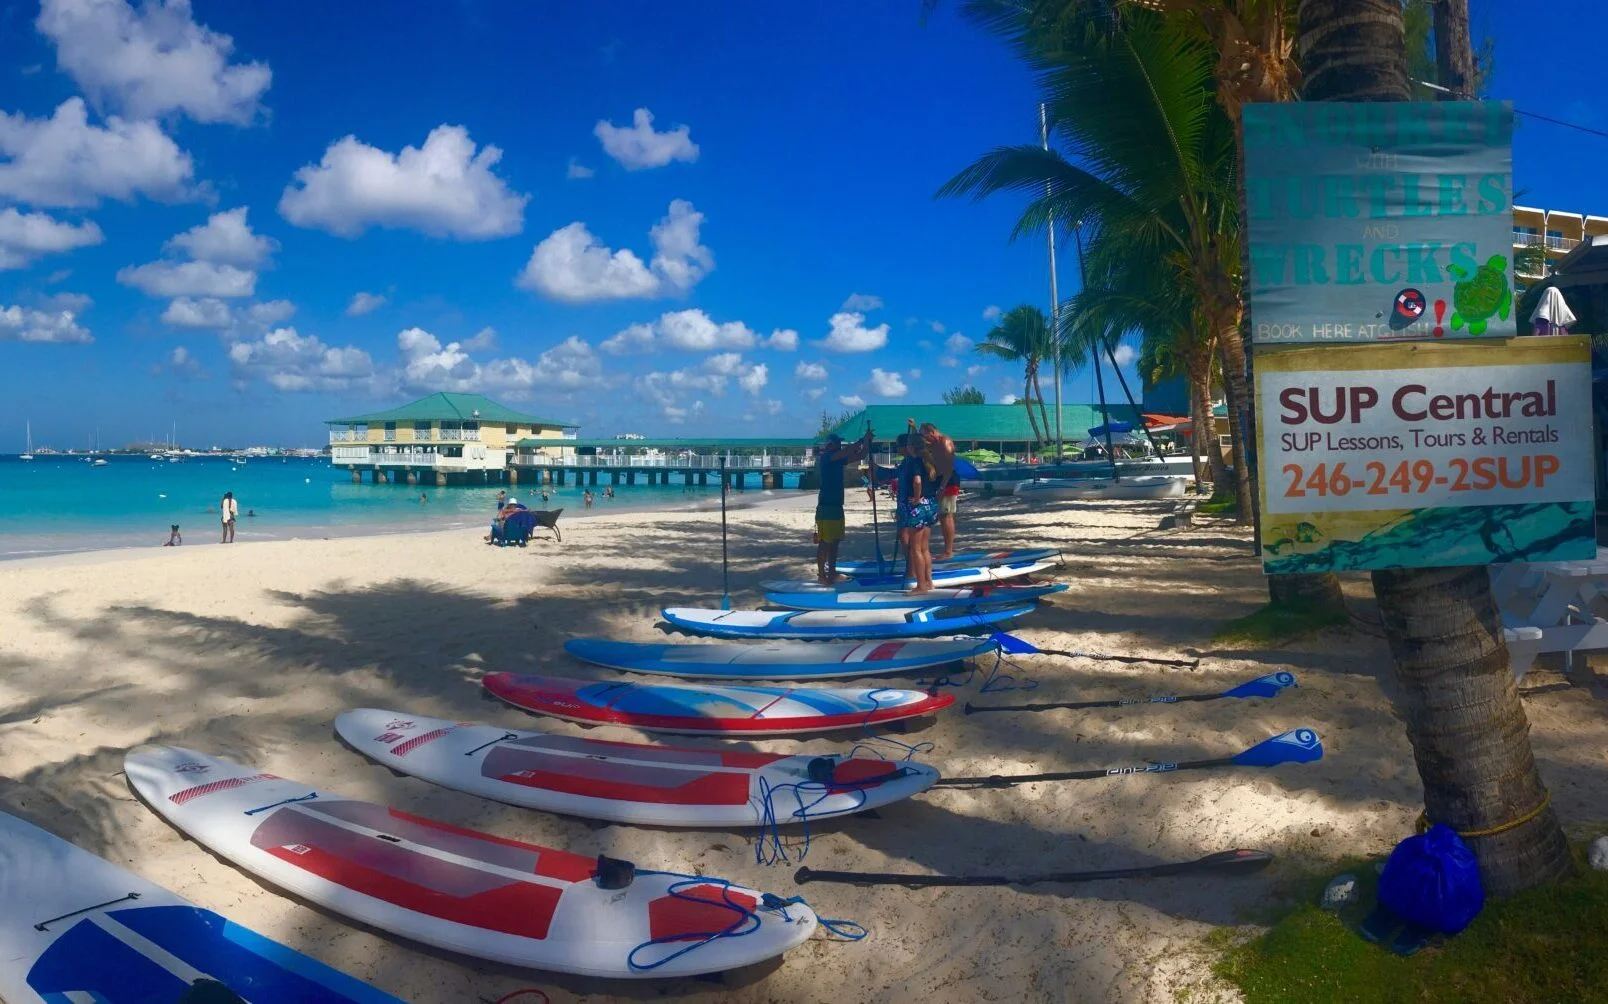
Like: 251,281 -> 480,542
975,305 -> 1055,450
1300,0 -> 1569,898
942,385 -> 987,404
941,5 -> 1253,513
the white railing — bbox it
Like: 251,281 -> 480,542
1514,232 -> 1580,252
513,453 -> 816,470
414,428 -> 432,441
383,430 -> 396,441
329,430 -> 352,443
331,446 -> 371,462
372,451 -> 440,467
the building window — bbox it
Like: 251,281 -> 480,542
506,423 -> 517,435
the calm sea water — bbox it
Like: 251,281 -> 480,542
0,455 -> 802,559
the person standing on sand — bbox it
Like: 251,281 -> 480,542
894,433 -> 936,591
814,429 -> 874,584
911,418 -> 959,560
220,491 -> 238,544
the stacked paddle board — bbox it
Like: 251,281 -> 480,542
661,603 -> 1032,640
125,746 -> 818,979
562,638 -> 995,680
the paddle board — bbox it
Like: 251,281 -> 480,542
662,603 -> 1032,640
763,558 -> 1059,593
764,582 -> 1066,611
334,710 -> 938,827
563,638 -> 996,680
0,809 -> 398,1004
125,747 -> 817,978
833,547 -> 1062,576
483,672 -> 954,735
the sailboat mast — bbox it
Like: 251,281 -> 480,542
1070,226 -> 1119,481
1040,103 -> 1063,460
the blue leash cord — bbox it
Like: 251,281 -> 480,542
924,650 -> 1038,695
753,772 -> 872,867
626,872 -> 865,972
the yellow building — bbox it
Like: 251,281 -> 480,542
326,392 -> 576,486
1514,204 -> 1608,286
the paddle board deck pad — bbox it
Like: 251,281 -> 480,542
834,548 -> 1062,576
662,603 -> 1032,640
125,746 -> 817,979
0,809 -> 398,1004
763,559 -> 1059,593
482,672 -> 955,735
334,710 -> 938,828
764,582 -> 1067,611
563,638 -> 997,680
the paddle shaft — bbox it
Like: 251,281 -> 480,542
1033,646 -> 1200,668
869,457 -> 884,568
794,849 -> 1273,888
719,457 -> 730,609
934,755 -> 1236,788
966,692 -> 1230,715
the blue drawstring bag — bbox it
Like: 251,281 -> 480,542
1376,824 -> 1485,935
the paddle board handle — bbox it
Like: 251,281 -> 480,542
34,891 -> 141,931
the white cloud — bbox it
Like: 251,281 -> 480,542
939,332 -> 974,367
161,295 -> 230,328
702,351 -> 744,376
841,292 -> 883,312
0,303 -> 92,343
566,157 -> 595,180
462,326 -> 497,351
982,304 -> 1001,321
227,326 -> 373,391
795,360 -> 827,381
763,399 -> 783,415
163,343 -> 203,377
345,291 -> 385,316
594,108 -> 698,170
738,362 -> 768,396
385,327 -> 605,397
518,200 -> 711,303
279,124 -> 527,239
0,207 -> 103,270
43,290 -> 91,312
1112,342 -> 1137,366
601,308 -> 755,354
599,321 -> 655,355
0,98 -> 195,208
37,0 -> 271,124
397,325 -> 479,392
165,207 -> 275,267
866,368 -> 907,398
662,400 -> 704,425
819,311 -> 888,353
245,299 -> 293,325
1001,393 -> 1019,405
966,364 -> 985,379
838,394 -> 865,409
930,320 -> 946,333
908,368 -> 922,379
765,328 -> 798,351
805,387 -> 824,401
119,259 -> 255,297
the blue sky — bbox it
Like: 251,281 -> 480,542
0,1 -> 1603,450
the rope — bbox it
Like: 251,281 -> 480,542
486,991 -> 549,1004
626,873 -> 864,972
1415,791 -> 1552,840
753,770 -> 870,866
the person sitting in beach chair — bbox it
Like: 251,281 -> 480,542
485,497 -> 528,543
494,508 -> 538,546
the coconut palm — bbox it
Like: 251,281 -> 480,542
975,305 -> 1056,449
940,4 -> 1254,514
1298,0 -> 1569,898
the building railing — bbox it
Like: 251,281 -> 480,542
438,428 -> 480,442
513,453 -> 816,470
1514,232 -> 1580,252
329,430 -> 352,442
383,430 -> 396,441
415,427 -> 432,441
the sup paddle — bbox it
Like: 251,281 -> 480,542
932,728 -> 1322,789
867,435 -> 885,573
719,456 -> 731,610
991,632 -> 1200,668
794,848 -> 1274,889
964,672 -> 1296,715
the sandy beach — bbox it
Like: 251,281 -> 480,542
2,491 -> 1605,1003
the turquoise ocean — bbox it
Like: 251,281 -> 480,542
0,455 -> 803,559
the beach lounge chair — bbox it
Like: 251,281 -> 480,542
531,508 -> 563,543
497,509 -> 537,547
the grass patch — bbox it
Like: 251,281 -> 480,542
1211,601 -> 1350,646
1216,849 -> 1608,1004
1196,497 -> 1240,516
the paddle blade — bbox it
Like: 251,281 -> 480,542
992,631 -> 1039,655
1189,848 -> 1276,876
1232,728 -> 1323,768
1221,671 -> 1297,701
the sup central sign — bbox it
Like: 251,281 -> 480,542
1243,101 -> 1515,344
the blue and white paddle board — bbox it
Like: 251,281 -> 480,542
563,638 -> 997,680
0,809 -> 398,1004
763,558 -> 1059,593
662,603 -> 1032,640
833,547 -> 1062,576
765,582 -> 1067,611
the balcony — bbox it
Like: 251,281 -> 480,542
329,430 -> 352,443
1514,232 -> 1580,253
414,427 -> 432,441
383,430 -> 397,442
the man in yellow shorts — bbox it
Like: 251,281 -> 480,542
815,428 -> 873,583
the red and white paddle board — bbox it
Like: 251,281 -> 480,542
333,709 -> 938,828
482,672 -> 954,736
124,746 -> 817,979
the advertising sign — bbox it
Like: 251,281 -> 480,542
1243,101 -> 1514,344
1256,337 -> 1595,573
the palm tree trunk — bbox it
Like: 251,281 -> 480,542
1214,322 -> 1253,522
1300,0 -> 1570,896
1022,366 -> 1042,453
1372,567 -> 1571,895
1432,0 -> 1476,99
1032,367 -> 1053,457
1184,355 -> 1209,488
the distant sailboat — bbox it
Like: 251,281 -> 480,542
19,421 -> 33,461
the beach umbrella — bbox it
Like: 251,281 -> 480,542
1531,285 -> 1577,335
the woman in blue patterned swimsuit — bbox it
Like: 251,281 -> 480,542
894,433 -> 937,591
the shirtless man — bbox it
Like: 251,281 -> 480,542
910,418 -> 959,560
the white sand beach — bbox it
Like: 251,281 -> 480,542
2,492 -> 1605,1003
